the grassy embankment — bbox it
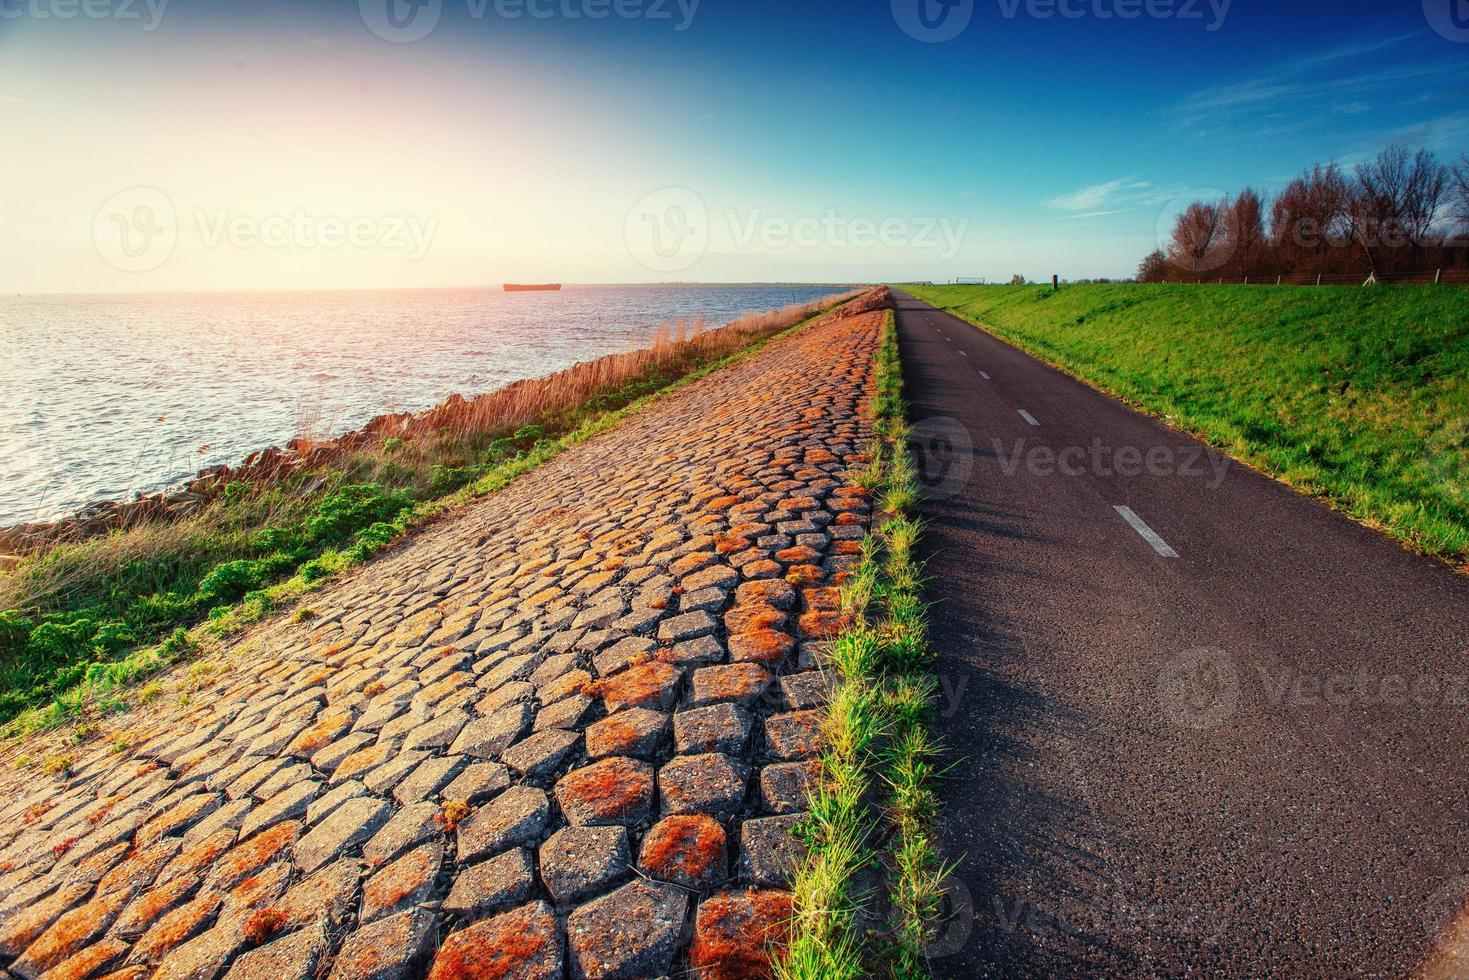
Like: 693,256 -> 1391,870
0,292 -> 857,738
905,283 -> 1469,568
783,309 -> 946,979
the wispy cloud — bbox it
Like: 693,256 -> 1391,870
1045,178 -> 1189,217
1173,33 -> 1463,130
1058,209 -> 1129,221
1047,178 -> 1153,212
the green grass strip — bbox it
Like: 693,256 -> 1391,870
782,309 -> 946,979
3,301 -> 846,741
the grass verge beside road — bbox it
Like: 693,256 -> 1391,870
783,309 -> 945,979
904,283 -> 1469,569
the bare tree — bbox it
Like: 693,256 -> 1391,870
1167,200 -> 1229,276
1452,152 -> 1469,232
1270,163 -> 1352,275
1351,143 -> 1449,274
1226,187 -> 1268,278
1137,249 -> 1170,283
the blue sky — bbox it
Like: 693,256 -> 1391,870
1,0 -> 1465,290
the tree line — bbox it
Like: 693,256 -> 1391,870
1139,143 -> 1469,283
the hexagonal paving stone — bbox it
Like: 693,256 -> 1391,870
740,813 -> 807,887
327,907 -> 437,980
539,826 -> 631,904
567,880 -> 688,980
442,848 -> 535,919
760,760 -> 819,815
554,758 -> 655,827
456,786 -> 550,863
427,900 -> 562,980
658,753 -> 747,818
689,889 -> 795,980
362,840 -> 443,924
584,708 -> 670,760
637,815 -> 728,890
674,703 -> 754,756
763,710 -> 824,761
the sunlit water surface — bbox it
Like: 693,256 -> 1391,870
0,285 -> 847,525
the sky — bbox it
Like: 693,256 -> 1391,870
1,0 -> 1466,292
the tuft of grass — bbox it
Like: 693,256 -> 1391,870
781,309 -> 946,979
1,292 -> 864,737
904,282 -> 1469,568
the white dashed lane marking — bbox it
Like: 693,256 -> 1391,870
1113,505 -> 1180,558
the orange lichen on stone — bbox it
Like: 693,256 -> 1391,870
242,907 -> 288,946
834,512 -> 865,526
831,540 -> 864,556
132,891 -> 224,962
704,495 -> 741,512
40,937 -> 128,980
802,587 -> 842,612
164,828 -> 236,883
690,889 -> 795,980
51,836 -> 78,857
599,662 -> 678,711
22,802 -> 51,824
362,681 -> 387,697
288,711 -> 353,755
775,546 -> 822,565
587,715 -> 642,755
784,565 -> 824,586
639,815 -> 726,883
715,535 -> 750,555
428,903 -> 555,980
798,611 -> 846,639
211,821 -> 300,890
557,758 -> 653,820
725,606 -> 785,634
727,629 -> 795,665
435,800 -> 472,832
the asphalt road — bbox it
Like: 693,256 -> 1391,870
893,291 -> 1469,977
